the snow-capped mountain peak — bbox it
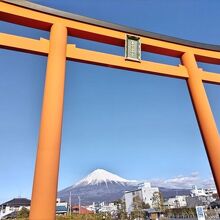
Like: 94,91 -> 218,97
75,168 -> 134,186
59,169 -> 139,204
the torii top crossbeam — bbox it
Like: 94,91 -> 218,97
1,0 -> 220,84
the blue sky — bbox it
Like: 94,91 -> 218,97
1,0 -> 220,202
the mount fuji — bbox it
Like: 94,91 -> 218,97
58,169 -> 138,205
58,169 -> 191,205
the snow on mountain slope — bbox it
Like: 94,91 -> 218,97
59,169 -> 138,204
58,168 -> 191,205
75,169 -> 136,186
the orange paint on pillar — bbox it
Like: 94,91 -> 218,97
182,53 -> 220,195
29,23 -> 67,220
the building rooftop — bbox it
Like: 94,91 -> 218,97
125,188 -> 141,194
72,205 -> 94,214
56,205 -> 68,212
0,198 -> 31,207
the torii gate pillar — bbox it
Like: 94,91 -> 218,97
29,23 -> 67,220
182,52 -> 220,194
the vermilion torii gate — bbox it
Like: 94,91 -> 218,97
1,0 -> 220,219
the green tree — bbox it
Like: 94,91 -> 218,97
114,199 -> 127,220
131,195 -> 146,220
164,207 -> 196,219
152,191 -> 164,211
17,207 -> 30,218
142,202 -> 150,209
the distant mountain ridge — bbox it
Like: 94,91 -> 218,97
58,169 -> 191,205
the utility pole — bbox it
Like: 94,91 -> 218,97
69,191 -> 72,216
78,196 -> 81,214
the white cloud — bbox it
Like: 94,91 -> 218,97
148,172 -> 215,189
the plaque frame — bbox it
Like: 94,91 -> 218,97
125,34 -> 141,62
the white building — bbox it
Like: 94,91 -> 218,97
125,189 -> 142,214
0,198 -> 31,220
98,202 -> 117,214
56,198 -> 68,215
141,182 -> 160,207
124,182 -> 160,214
191,185 -> 217,197
204,188 -> 218,197
87,202 -> 99,213
167,195 -> 187,208
191,185 -> 206,197
56,198 -> 68,208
